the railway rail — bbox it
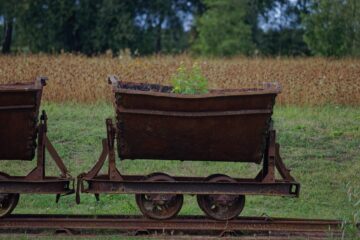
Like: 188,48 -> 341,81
0,214 -> 353,239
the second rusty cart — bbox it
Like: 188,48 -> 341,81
0,77 -> 73,217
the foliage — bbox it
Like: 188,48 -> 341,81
0,0 -> 19,53
15,0 -> 77,53
92,0 -> 136,54
244,0 -> 287,53
133,0 -> 197,55
303,0 -> 360,57
192,0 -> 254,56
1,0 -> 360,57
171,63 -> 208,94
0,23 -> 3,44
0,0 -> 197,55
255,0 -> 311,56
257,28 -> 310,56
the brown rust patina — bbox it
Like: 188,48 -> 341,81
77,76 -> 298,220
109,76 -> 281,163
0,78 -> 46,160
0,77 -> 73,218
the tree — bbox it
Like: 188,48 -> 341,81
12,0 -> 196,55
73,0 -> 102,54
303,0 -> 360,57
134,0 -> 196,54
257,0 -> 311,56
193,0 -> 254,56
0,0 -> 19,53
92,0 -> 136,54
0,21 -> 3,46
257,28 -> 310,56
246,0 -> 284,50
343,0 -> 360,56
16,0 -> 77,53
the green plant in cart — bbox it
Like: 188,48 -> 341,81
171,63 -> 209,94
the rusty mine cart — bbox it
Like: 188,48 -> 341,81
77,75 -> 300,221
0,77 -> 73,217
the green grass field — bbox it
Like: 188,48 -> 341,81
0,104 -> 359,239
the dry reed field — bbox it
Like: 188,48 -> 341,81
0,54 -> 359,105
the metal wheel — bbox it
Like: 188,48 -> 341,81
135,172 -> 183,220
197,174 -> 245,221
0,193 -> 19,218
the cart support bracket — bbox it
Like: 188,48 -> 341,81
256,130 -> 296,183
76,118 -> 123,204
26,111 -> 71,180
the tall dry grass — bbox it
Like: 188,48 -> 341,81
0,54 -> 359,105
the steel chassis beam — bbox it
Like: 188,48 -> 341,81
0,177 -> 73,194
81,175 -> 299,196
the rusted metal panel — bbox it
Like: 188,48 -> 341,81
0,78 -> 46,160
109,76 -> 281,163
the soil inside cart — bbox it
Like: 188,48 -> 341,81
119,82 -> 173,93
118,81 -> 268,94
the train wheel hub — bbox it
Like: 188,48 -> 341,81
197,175 -> 245,221
0,193 -> 20,218
135,173 -> 183,220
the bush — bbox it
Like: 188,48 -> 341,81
171,63 -> 209,94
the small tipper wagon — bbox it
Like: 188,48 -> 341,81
78,75 -> 300,220
0,77 -> 73,217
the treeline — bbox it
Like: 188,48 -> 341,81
0,0 -> 359,57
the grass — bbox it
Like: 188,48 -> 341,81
0,103 -> 359,239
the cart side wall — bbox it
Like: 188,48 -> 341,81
0,90 -> 41,160
115,92 -> 276,163
116,93 -> 275,112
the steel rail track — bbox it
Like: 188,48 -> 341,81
0,214 -> 348,238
